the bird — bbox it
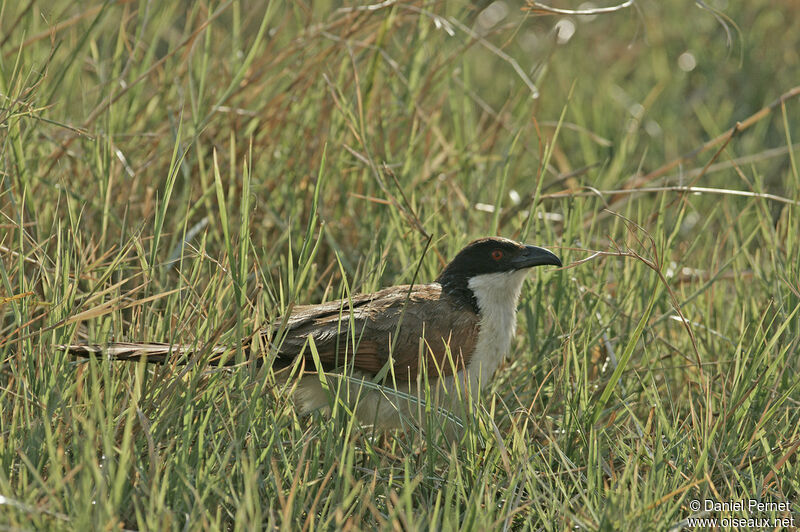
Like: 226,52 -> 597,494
62,237 -> 561,430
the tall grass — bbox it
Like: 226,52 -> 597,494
1,1 -> 799,529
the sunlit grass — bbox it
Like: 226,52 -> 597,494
1,1 -> 799,529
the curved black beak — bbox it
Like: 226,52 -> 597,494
511,245 -> 562,269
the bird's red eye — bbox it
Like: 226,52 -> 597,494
491,249 -> 503,261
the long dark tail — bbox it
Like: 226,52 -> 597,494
60,342 -> 233,365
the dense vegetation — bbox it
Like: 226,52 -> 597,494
1,1 -> 798,529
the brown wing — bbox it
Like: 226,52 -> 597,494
269,284 -> 480,382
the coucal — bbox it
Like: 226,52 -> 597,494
63,237 -> 561,428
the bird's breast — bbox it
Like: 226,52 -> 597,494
465,269 -> 528,386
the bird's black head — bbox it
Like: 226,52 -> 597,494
436,237 -> 561,312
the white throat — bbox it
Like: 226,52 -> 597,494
466,269 -> 530,387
